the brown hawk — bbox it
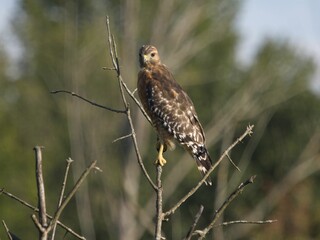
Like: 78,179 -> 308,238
137,45 -> 213,185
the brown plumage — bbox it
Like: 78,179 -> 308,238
137,45 -> 213,185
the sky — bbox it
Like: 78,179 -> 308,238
0,0 -> 319,91
236,0 -> 320,91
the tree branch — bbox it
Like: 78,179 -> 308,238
33,146 -> 48,240
214,219 -> 277,227
46,160 -> 98,233
50,90 -> 126,114
0,189 -> 85,240
120,80 -> 152,125
105,16 -> 157,191
112,133 -> 133,143
155,165 -> 164,240
50,157 -> 74,240
184,205 -> 204,240
163,125 -> 254,218
196,175 -> 257,239
2,220 -> 14,240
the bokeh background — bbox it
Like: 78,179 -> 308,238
0,1 -> 319,239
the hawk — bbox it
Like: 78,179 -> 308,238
137,45 -> 213,185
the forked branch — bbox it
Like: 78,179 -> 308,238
195,175 -> 256,239
105,16 -> 157,191
0,188 -> 85,240
31,147 -> 97,240
163,125 -> 254,219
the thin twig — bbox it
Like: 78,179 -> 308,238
51,90 -> 126,114
32,214 -> 46,233
46,160 -> 98,232
184,205 -> 204,240
0,189 -> 85,240
112,133 -> 133,143
102,67 -> 116,70
106,17 -> 118,72
50,158 -> 74,240
226,153 -> 241,172
196,175 -> 257,239
132,88 -> 137,95
214,219 -> 277,227
2,220 -> 14,240
120,80 -> 152,125
163,125 -> 254,218
104,18 -> 151,124
106,16 -> 157,191
155,165 -> 163,240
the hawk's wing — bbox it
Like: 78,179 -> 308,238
143,64 -> 206,146
138,63 -> 212,185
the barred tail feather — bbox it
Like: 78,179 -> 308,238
192,145 -> 213,186
194,151 -> 212,186
183,141 -> 213,185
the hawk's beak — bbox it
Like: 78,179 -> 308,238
142,54 -> 148,62
139,54 -> 148,67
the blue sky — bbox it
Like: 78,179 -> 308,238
1,0 -> 319,91
0,0 -> 21,68
236,0 -> 320,91
237,0 -> 320,62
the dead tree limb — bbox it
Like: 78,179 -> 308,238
105,16 -> 157,191
184,205 -> 204,240
47,160 -> 98,233
2,220 -> 14,240
0,189 -> 85,240
155,165 -> 164,240
163,125 -> 254,219
33,146 -> 49,240
50,158 -> 74,240
195,175 -> 257,239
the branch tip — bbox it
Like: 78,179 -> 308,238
66,157 -> 74,163
247,124 -> 254,136
94,166 -> 103,172
249,175 -> 257,183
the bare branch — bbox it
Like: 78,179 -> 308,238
50,158 -> 74,240
184,205 -> 204,240
163,125 -> 254,218
33,146 -> 48,240
196,175 -> 257,239
0,189 -> 85,240
214,219 -> 277,227
102,67 -> 116,71
112,133 -> 133,143
105,17 -> 151,124
105,16 -> 157,191
2,220 -> 14,240
231,130 -> 320,238
226,153 -> 241,172
31,214 -> 46,233
47,160 -> 98,232
155,165 -> 164,240
120,80 -> 152,125
51,90 -> 126,113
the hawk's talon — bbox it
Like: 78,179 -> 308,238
155,143 -> 167,166
155,156 -> 167,166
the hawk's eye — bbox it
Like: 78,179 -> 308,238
151,52 -> 156,57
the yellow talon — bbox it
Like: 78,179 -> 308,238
155,144 -> 167,166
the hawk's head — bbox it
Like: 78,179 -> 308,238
139,45 -> 161,68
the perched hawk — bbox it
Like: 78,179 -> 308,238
137,45 -> 213,185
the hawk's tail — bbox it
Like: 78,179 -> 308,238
190,144 -> 213,186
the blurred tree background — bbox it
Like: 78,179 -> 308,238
0,0 -> 319,239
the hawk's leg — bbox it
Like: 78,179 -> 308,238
155,143 -> 167,166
